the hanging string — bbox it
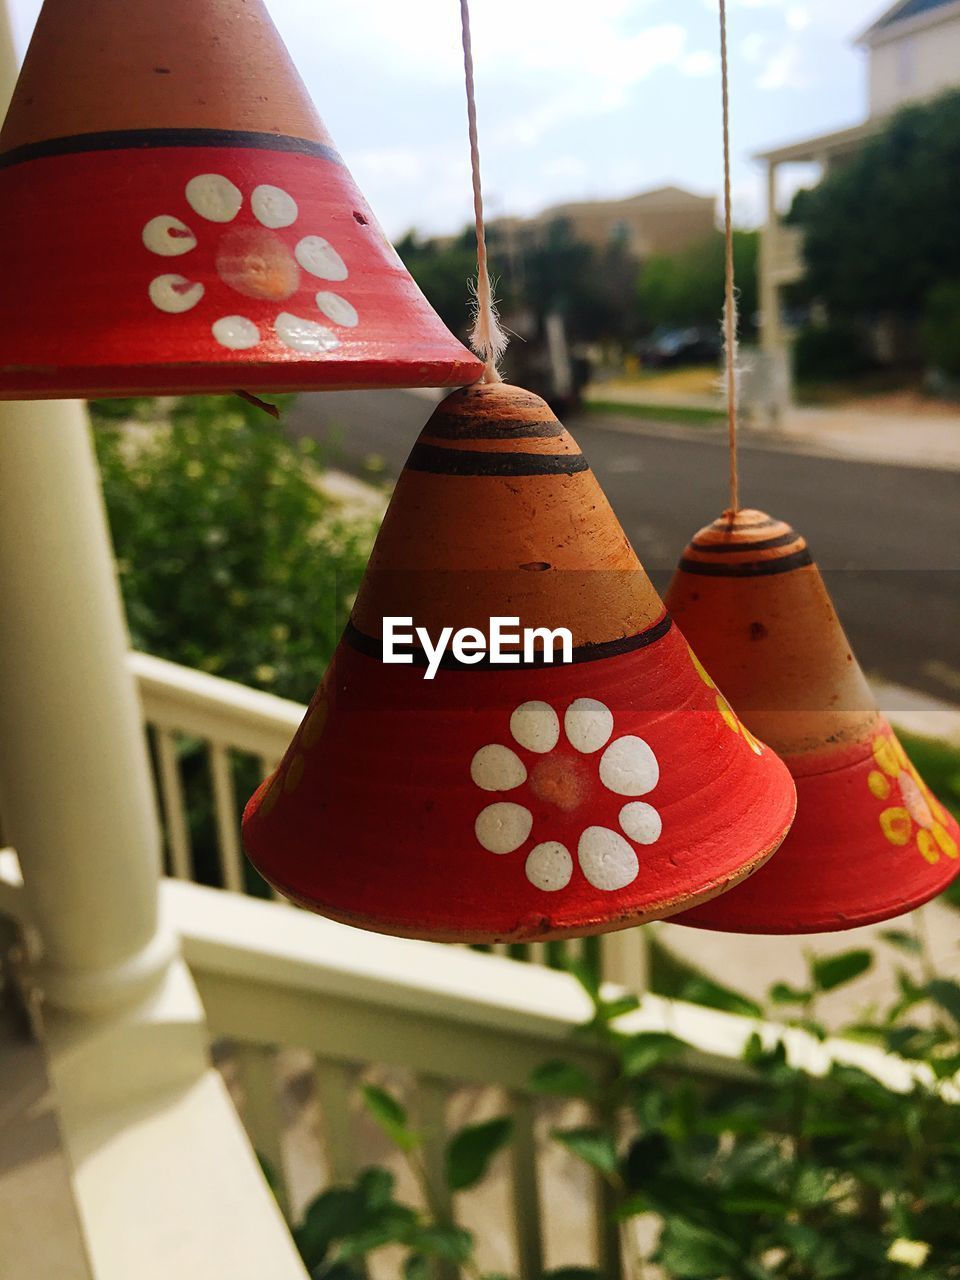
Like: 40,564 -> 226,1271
718,0 -> 740,514
459,0 -> 507,383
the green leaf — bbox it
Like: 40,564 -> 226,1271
881,929 -> 922,955
769,981 -> 812,1005
357,1166 -> 394,1209
623,1130 -> 671,1190
681,976 -> 763,1018
927,978 -> 960,1024
812,949 -> 873,992
529,1059 -> 597,1099
295,1187 -> 367,1264
403,1223 -> 474,1263
445,1117 -> 514,1191
598,993 -> 642,1021
621,1031 -> 687,1077
403,1256 -> 429,1280
553,1126 -> 619,1176
563,952 -> 601,1000
361,1084 -> 420,1151
657,1217 -> 739,1278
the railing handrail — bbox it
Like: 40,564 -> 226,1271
164,877 -> 954,1101
130,650 -> 304,759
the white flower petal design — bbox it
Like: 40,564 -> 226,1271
578,826 -> 639,891
619,801 -> 662,845
510,701 -> 560,754
148,274 -> 204,314
142,215 -> 197,257
599,735 -> 659,796
295,235 -> 348,280
185,173 -> 243,223
565,698 -> 614,754
275,312 -> 340,354
526,842 -> 573,891
212,315 -> 261,351
251,184 -> 298,229
471,744 -> 527,792
315,291 -> 359,327
475,803 -> 533,854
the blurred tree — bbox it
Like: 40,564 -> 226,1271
636,230 -> 759,337
397,217 -> 641,349
394,228 -> 478,340
792,90 -> 960,321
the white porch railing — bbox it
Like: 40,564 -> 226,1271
130,650 -> 648,986
164,876 -> 947,1279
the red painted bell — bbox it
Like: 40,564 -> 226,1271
242,386 -> 796,942
0,0 -> 482,398
666,509 -> 960,934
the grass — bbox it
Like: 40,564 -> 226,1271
585,399 -> 726,427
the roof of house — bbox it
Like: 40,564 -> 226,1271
858,0 -> 960,43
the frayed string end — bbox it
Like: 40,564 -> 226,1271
468,273 -> 507,383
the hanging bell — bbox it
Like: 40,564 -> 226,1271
0,0 -> 482,398
242,385 -> 796,942
665,509 -> 960,933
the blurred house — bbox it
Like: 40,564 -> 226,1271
491,184 -> 716,260
757,0 -> 960,386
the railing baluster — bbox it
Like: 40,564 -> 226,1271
416,1075 -> 458,1280
155,728 -> 193,880
209,742 -> 244,892
509,1093 -> 544,1280
314,1058 -> 358,1184
600,925 -> 648,992
234,1043 -> 290,1221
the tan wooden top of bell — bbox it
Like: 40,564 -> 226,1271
351,383 -> 667,647
0,0 -> 331,152
666,508 -> 881,758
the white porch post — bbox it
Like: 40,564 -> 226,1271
0,399 -> 174,1010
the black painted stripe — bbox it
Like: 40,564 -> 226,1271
424,417 -> 564,440
0,128 -> 344,170
406,442 -> 588,476
343,613 -> 673,669
689,531 -> 801,555
679,548 -> 814,577
710,517 -> 776,530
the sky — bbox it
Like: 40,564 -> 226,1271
8,0 -> 888,238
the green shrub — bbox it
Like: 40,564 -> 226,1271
922,281 -> 960,378
91,394 -> 377,704
792,321 -> 875,383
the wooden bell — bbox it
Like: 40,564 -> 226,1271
666,509 -> 960,933
242,387 -> 796,943
0,0 -> 482,398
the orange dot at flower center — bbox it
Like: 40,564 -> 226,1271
215,225 -> 300,301
530,756 -> 589,813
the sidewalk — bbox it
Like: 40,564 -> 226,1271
774,404 -> 960,471
585,383 -> 960,471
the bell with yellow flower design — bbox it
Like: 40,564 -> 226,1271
665,508 -> 960,934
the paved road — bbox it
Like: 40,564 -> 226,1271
287,391 -> 960,702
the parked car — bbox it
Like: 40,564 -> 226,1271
638,326 -> 722,367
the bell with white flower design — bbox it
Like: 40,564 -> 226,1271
242,384 -> 797,942
665,509 -> 960,933
0,0 -> 481,398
